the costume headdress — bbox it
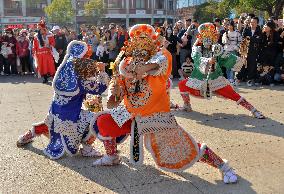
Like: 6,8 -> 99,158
37,20 -> 46,29
122,24 -> 161,59
196,23 -> 219,45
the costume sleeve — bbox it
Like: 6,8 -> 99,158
32,37 -> 38,55
218,53 -> 244,72
146,50 -> 170,78
191,46 -> 210,75
49,36 -> 55,47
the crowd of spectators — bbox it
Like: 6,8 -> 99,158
1,13 -> 284,86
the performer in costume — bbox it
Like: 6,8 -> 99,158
91,24 -> 237,184
178,23 -> 265,119
17,40 -> 109,159
33,20 -> 56,83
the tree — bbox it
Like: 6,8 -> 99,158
44,0 -> 75,25
221,0 -> 284,19
194,1 -> 231,23
26,0 -> 43,7
84,0 -> 105,24
242,0 -> 284,19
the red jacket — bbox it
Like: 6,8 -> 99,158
16,39 -> 30,57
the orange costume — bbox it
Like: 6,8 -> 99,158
91,24 -> 238,184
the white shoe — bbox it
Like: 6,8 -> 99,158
252,110 -> 265,119
220,160 -> 238,184
0,72 -> 4,76
92,155 -> 120,166
170,102 -> 179,110
17,130 -> 34,147
180,104 -> 192,112
247,80 -> 254,87
80,144 -> 102,157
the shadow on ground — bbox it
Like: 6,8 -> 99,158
21,144 -> 256,194
174,111 -> 284,138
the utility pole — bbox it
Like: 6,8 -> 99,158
126,0 -> 129,28
71,0 -> 77,32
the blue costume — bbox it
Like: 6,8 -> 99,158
17,40 -> 109,159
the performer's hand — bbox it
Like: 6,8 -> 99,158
208,58 -> 216,65
109,80 -> 121,97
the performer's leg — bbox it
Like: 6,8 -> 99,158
214,85 -> 265,119
42,74 -> 48,83
93,114 -> 131,166
17,123 -> 49,147
197,143 -> 238,184
80,135 -> 102,157
178,79 -> 203,111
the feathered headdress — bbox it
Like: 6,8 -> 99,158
196,23 -> 219,44
121,24 -> 161,58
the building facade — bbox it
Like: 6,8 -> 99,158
75,0 -> 178,27
0,0 -> 178,31
0,0 -> 50,31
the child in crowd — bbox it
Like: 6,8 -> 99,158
178,55 -> 194,80
256,65 -> 275,85
96,40 -> 105,61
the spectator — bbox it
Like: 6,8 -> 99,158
214,18 -> 226,44
173,26 -> 181,73
237,17 -> 262,86
0,34 -> 5,75
33,20 -> 56,83
222,20 -> 242,83
67,30 -> 77,43
257,21 -> 279,85
52,26 -> 68,69
274,22 -> 284,83
2,28 -> 17,75
165,26 -> 182,78
178,55 -> 194,80
108,24 -> 118,61
16,29 -> 31,75
186,20 -> 199,50
100,29 -> 113,75
28,31 -> 35,74
117,24 -> 128,51
178,18 -> 193,66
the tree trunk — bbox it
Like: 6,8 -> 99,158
273,1 -> 284,19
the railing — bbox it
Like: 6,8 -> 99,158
26,8 -> 45,17
4,8 -> 22,16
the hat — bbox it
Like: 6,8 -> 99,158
185,18 -> 192,22
177,20 -> 183,24
51,25 -> 60,31
5,27 -> 13,32
265,21 -> 276,30
20,29 -> 28,35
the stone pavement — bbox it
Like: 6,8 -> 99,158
0,75 -> 283,194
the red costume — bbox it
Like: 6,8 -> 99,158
33,21 -> 56,77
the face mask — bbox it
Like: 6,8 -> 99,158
7,34 -> 12,37
167,29 -> 172,34
19,37 -> 25,42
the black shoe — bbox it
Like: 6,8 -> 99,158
42,79 -> 48,84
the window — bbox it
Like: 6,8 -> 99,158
136,0 -> 145,9
108,0 -> 121,8
169,0 -> 174,10
156,0 -> 164,9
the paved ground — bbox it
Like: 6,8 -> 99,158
0,75 -> 283,194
